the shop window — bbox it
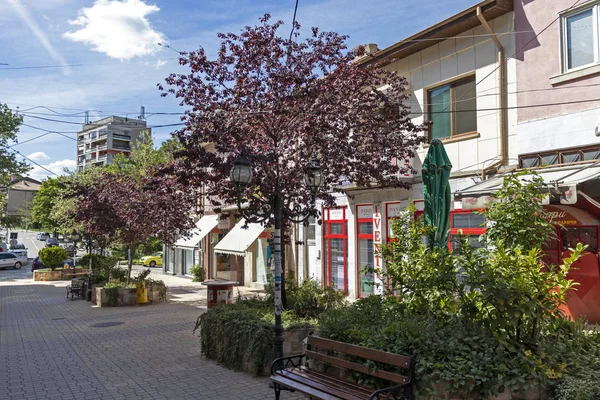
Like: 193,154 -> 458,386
307,216 -> 316,242
184,248 -> 194,275
356,205 -> 375,298
542,228 -> 560,267
323,207 -> 348,293
428,75 -> 477,140
519,145 -> 600,168
562,227 -> 598,253
449,210 -> 486,252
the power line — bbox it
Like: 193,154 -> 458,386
0,57 -> 180,71
9,132 -> 51,148
289,0 -> 300,42
445,0 -> 583,111
13,150 -> 60,177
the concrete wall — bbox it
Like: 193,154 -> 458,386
384,12 -> 517,174
515,0 -> 600,155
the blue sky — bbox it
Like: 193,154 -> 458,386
0,0 -> 478,180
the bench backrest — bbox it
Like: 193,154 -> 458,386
306,336 -> 415,385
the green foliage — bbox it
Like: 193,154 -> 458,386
265,275 -> 347,318
146,278 -> 167,301
330,172 -> 597,398
0,104 -> 30,189
195,300 -> 315,376
38,246 -> 69,271
483,172 -> 555,251
189,264 -> 205,282
31,177 -> 62,229
79,254 -> 120,282
134,268 -> 151,282
103,281 -> 136,289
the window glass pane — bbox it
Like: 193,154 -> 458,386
185,249 -> 194,274
358,238 -> 374,298
521,157 -> 540,168
562,227 -> 598,253
566,9 -> 595,69
562,152 -> 581,163
451,213 -> 485,229
429,85 -> 451,139
329,239 -> 346,291
453,76 -> 477,135
358,222 -> 373,235
583,149 -> 600,160
540,153 -> 559,166
307,216 -> 315,241
330,223 -> 343,235
451,234 -> 483,252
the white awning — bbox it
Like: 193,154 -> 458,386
456,164 -> 600,196
173,214 -> 219,248
213,218 -> 264,256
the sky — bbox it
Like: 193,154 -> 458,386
0,0 -> 478,181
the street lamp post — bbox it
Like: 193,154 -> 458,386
230,153 -> 322,364
71,230 -> 80,269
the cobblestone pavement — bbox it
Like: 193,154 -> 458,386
0,269 -> 302,400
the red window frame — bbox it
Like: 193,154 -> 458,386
323,207 -> 348,293
356,204 -> 375,298
448,209 -> 486,251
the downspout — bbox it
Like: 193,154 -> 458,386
477,7 -> 508,180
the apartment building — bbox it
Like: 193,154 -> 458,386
76,116 -> 148,170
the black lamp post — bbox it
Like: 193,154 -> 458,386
230,153 -> 322,364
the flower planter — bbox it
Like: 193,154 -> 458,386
421,380 -> 546,400
94,285 -> 167,307
33,269 -> 87,281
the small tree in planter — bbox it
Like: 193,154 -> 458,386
38,246 -> 69,271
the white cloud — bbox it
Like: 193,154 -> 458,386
27,159 -> 76,181
27,151 -> 50,161
6,0 -> 71,74
63,0 -> 166,60
154,58 -> 166,69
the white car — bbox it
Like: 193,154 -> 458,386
10,249 -> 28,259
0,252 -> 27,270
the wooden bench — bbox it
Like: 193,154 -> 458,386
66,279 -> 85,300
270,336 -> 416,400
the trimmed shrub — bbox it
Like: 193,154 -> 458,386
38,246 -> 69,271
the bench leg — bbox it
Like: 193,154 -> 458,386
274,383 -> 281,400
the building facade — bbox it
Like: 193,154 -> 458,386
296,0 -> 517,299
76,116 -> 147,170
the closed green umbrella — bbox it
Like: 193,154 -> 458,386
422,139 -> 453,249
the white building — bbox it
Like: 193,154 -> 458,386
77,116 -> 148,170
298,0 -> 517,299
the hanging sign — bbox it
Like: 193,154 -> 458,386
560,186 -> 577,205
461,195 -> 494,210
372,208 -> 384,295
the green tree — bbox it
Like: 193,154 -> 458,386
38,246 -> 69,271
31,177 -> 62,230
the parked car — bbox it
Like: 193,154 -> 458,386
31,257 -> 74,272
45,237 -> 59,247
140,252 -> 163,267
9,243 -> 28,259
37,232 -> 50,241
59,243 -> 77,257
0,252 -> 27,270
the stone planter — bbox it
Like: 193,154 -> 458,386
94,285 -> 166,307
241,326 -> 313,376
33,269 -> 87,281
419,380 -> 546,400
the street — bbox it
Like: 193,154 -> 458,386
0,262 -> 285,400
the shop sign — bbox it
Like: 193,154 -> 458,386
329,209 -> 344,220
461,195 -> 494,210
258,231 -> 272,239
560,185 -> 577,205
218,217 -> 232,230
372,208 -> 383,295
357,205 -> 374,219
542,206 -> 578,225
386,203 -> 402,218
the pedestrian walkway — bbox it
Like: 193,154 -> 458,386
0,273 -> 298,400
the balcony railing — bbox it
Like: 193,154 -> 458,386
112,145 -> 131,151
112,133 -> 131,140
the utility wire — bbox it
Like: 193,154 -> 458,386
13,150 -> 59,176
9,132 -> 51,148
444,0 -> 583,111
289,0 -> 300,42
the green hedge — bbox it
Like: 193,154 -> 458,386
195,300 -> 315,376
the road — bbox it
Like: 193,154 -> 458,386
13,230 -> 43,259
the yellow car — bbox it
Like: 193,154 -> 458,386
140,252 -> 163,267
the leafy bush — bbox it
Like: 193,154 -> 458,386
79,254 -> 120,281
146,278 -> 167,301
189,264 -> 205,282
38,246 -> 69,271
265,275 -> 347,318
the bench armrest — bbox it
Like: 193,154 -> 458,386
270,353 -> 305,374
368,380 -> 413,400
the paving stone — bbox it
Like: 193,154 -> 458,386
0,269 -> 304,400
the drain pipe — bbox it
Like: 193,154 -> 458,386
477,7 -> 508,180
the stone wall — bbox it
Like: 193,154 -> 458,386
94,286 -> 166,307
34,269 -> 87,281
